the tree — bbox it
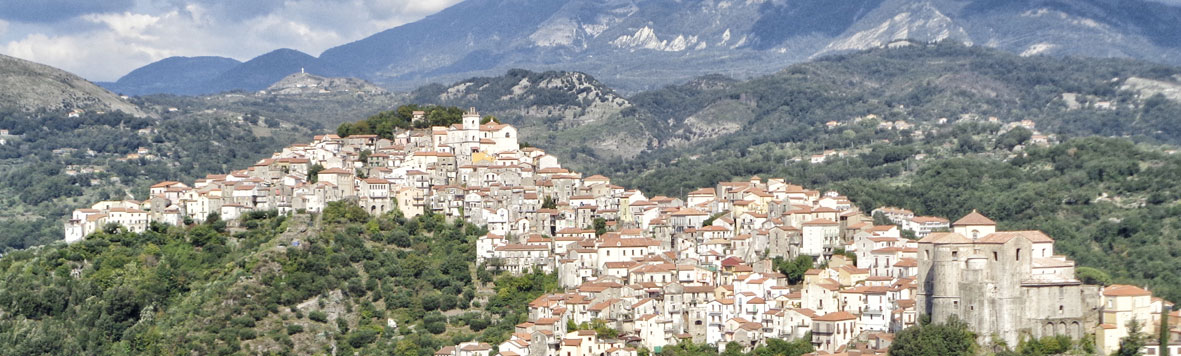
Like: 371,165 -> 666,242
592,218 -> 607,236
541,196 -> 557,209
888,315 -> 976,356
1116,319 -> 1146,356
996,127 -> 1032,150
774,255 -> 815,285
703,212 -> 726,227
323,201 -> 369,224
721,342 -> 745,356
307,164 -> 324,183
1161,304 -> 1171,353
1076,267 -> 1111,286
754,337 -> 813,356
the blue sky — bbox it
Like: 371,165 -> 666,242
0,0 -> 462,81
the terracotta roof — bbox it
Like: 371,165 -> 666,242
953,210 -> 996,226
814,311 -> 858,321
893,258 -> 918,267
917,232 -> 972,244
911,216 -> 949,224
977,231 -> 1055,244
318,168 -> 351,174
1103,284 -> 1151,297
600,237 -> 659,248
803,219 -> 839,226
150,181 -> 183,188
670,208 -> 709,216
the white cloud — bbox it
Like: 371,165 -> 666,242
0,0 -> 464,81
84,12 -> 163,41
1146,0 -> 1181,6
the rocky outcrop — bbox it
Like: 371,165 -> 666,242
265,73 -> 387,95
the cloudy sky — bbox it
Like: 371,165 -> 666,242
0,0 -> 463,81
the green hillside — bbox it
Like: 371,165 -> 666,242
0,203 -> 556,355
0,108 -> 319,250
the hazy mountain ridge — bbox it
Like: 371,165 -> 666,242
98,56 -> 242,96
107,0 -> 1181,95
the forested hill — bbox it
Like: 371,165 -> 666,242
0,104 -> 323,251
0,203 -> 553,354
516,42 -> 1181,161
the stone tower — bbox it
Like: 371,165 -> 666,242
462,107 -> 480,131
917,211 -> 1099,346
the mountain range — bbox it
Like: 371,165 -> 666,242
399,43 -> 1181,165
99,0 -> 1181,96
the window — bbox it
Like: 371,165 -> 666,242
1016,249 -> 1021,261
952,251 -> 959,260
993,251 -> 999,261
1059,305 -> 1064,314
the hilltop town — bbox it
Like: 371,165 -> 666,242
65,108 -> 1180,356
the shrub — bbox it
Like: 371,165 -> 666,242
347,329 -> 379,348
308,311 -> 328,323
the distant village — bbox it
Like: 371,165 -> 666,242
66,108 -> 1179,356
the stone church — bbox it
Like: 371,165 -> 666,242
916,210 -> 1100,346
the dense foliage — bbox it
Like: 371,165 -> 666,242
1003,334 -> 1095,356
0,202 -> 557,355
651,337 -> 813,356
889,316 -> 976,356
336,105 -> 465,138
0,108 -> 314,251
